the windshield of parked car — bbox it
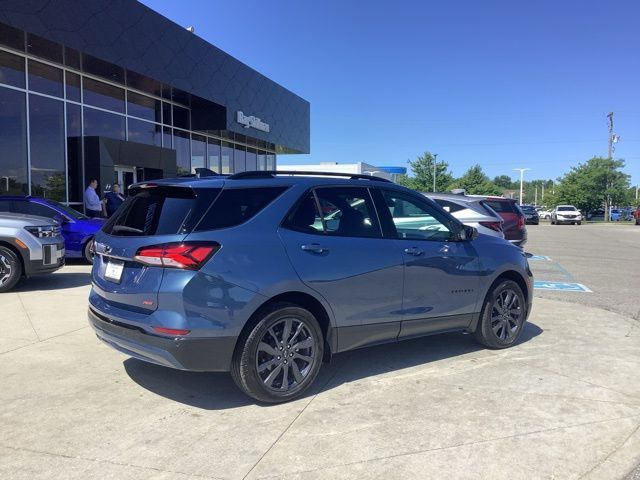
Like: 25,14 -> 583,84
557,206 -> 577,211
48,200 -> 88,220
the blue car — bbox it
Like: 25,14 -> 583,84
89,172 -> 533,403
0,196 -> 105,263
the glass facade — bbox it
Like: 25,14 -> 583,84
0,45 -> 277,204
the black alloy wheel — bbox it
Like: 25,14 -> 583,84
474,280 -> 526,349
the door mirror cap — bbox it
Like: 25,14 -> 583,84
458,225 -> 478,241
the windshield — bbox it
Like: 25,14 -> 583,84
557,206 -> 577,211
49,200 -> 88,220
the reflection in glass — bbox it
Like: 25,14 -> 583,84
162,126 -> 172,148
191,134 -> 206,173
127,91 -> 161,122
65,71 -> 81,102
266,153 -> 276,170
173,129 -> 190,175
66,103 -> 83,202
221,141 -> 233,174
173,105 -> 189,129
234,145 -> 246,173
28,60 -> 63,98
83,77 -> 125,113
83,106 -> 125,140
127,118 -> 161,146
257,151 -> 267,170
162,102 -> 172,125
0,86 -> 28,195
246,148 -> 257,171
0,50 -> 25,88
29,94 -> 65,201
207,139 -> 221,172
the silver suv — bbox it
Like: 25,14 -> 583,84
0,213 -> 65,292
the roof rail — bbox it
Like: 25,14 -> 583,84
227,170 -> 392,183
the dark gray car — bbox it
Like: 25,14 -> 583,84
89,172 -> 534,403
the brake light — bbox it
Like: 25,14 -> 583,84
517,216 -> 525,229
135,242 -> 220,269
153,326 -> 190,336
478,221 -> 503,232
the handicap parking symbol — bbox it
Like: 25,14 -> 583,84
534,281 -> 591,292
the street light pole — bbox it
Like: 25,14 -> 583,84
432,153 -> 438,192
513,168 -> 531,205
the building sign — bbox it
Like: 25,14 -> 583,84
236,111 -> 270,133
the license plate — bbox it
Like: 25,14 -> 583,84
104,260 -> 124,283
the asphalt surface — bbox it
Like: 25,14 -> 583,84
0,224 -> 639,479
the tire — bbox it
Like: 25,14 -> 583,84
577,222 -> 582,225
551,219 -> 555,225
0,246 -> 22,293
83,238 -> 94,264
231,303 -> 324,403
474,280 -> 527,349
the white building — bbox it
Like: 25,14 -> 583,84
277,162 -> 406,182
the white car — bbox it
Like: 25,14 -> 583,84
551,205 -> 582,225
425,193 -> 505,239
537,209 -> 553,220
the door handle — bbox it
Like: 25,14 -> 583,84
301,243 -> 329,254
403,247 -> 424,256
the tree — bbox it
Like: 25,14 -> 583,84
493,175 -> 516,190
448,164 -> 502,195
554,157 -> 630,219
398,152 -> 454,192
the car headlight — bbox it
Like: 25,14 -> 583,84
24,225 -> 57,238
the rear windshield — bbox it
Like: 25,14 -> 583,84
433,199 -> 466,214
103,186 -> 219,236
483,199 -> 518,214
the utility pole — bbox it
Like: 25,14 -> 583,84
541,183 -> 545,202
432,153 -> 438,192
605,112 -> 620,222
534,184 -> 538,205
513,168 -> 531,205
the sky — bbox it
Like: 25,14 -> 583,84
140,0 -> 640,185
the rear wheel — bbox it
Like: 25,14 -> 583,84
0,246 -> 22,293
474,280 -> 526,349
231,303 -> 324,403
577,221 -> 582,225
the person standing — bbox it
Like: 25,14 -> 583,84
104,183 -> 125,217
84,179 -> 102,218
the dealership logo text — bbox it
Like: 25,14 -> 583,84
236,111 -> 270,133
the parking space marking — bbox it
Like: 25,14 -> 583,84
533,281 -> 592,292
527,254 -> 552,261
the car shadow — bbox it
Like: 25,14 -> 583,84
123,322 -> 543,410
15,271 -> 92,291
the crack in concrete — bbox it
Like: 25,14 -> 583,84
578,420 -> 640,479
0,326 -> 89,356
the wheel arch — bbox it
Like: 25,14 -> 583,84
0,240 -> 26,277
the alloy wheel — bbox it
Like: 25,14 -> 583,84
255,317 -> 316,392
0,254 -> 12,286
490,288 -> 522,342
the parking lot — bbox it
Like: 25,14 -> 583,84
1,223 -> 639,480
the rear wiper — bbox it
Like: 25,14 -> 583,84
111,225 -> 144,234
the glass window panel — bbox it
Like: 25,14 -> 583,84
162,126 -> 172,148
127,91 -> 161,122
127,118 -> 161,146
28,59 -> 63,98
65,71 -> 81,102
162,101 -> 172,125
380,190 -> 453,241
83,106 -> 125,140
0,22 -> 25,51
173,129 -> 190,175
233,145 -> 246,173
266,153 -> 276,170
66,103 -> 83,203
26,32 -> 63,63
314,187 -> 382,238
0,50 -> 25,88
82,53 -> 124,84
246,148 -> 257,171
29,94 -> 65,201
83,77 -> 125,113
257,151 -> 267,171
172,105 -> 189,129
127,70 -> 161,97
191,134 -> 206,173
207,139 -> 221,173
64,46 -> 81,69
221,141 -> 233,174
0,86 -> 28,195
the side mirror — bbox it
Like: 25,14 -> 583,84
458,225 -> 478,241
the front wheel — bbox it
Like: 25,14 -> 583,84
83,238 -> 95,264
0,246 -> 22,293
231,303 -> 324,403
474,280 -> 527,349
577,221 -> 582,225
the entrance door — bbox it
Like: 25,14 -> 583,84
113,166 -> 137,194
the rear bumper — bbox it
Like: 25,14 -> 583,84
88,307 -> 237,372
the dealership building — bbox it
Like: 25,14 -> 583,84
0,0 -> 310,210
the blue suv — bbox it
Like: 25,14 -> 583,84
89,172 -> 533,403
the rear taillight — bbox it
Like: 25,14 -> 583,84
517,216 -> 525,229
135,242 -> 220,270
152,326 -> 190,336
478,221 -> 503,232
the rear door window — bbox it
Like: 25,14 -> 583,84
194,187 -> 287,231
483,199 -> 517,214
314,187 -> 382,238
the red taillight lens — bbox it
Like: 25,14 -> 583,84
479,221 -> 503,232
152,326 -> 190,336
135,242 -> 220,270
517,216 -> 525,229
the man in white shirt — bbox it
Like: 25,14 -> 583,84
84,179 -> 103,218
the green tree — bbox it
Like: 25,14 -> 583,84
555,157 -> 630,219
493,175 -> 516,190
448,164 -> 502,195
398,152 -> 454,192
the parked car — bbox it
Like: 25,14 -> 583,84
537,209 -> 553,220
425,193 -> 504,239
609,208 -> 622,222
551,205 -> 582,225
0,196 -> 105,263
0,212 -> 65,292
89,172 -> 533,403
519,205 -> 540,225
472,196 -> 527,247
